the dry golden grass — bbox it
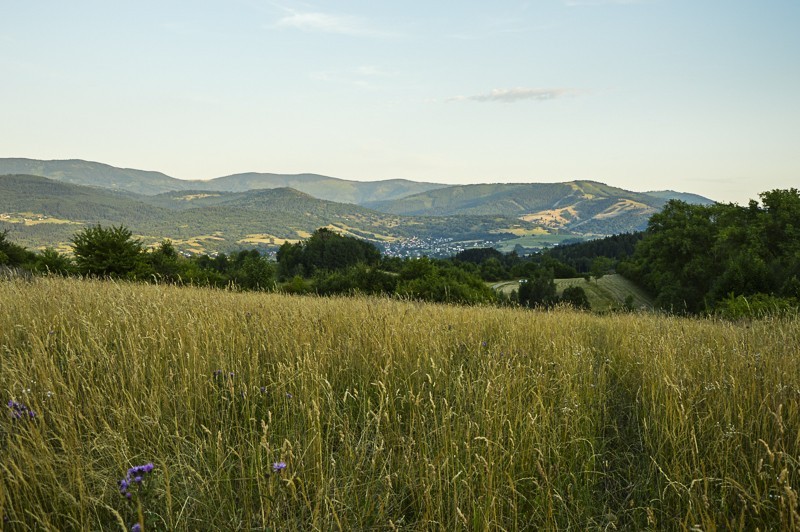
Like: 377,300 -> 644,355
1,277 -> 799,530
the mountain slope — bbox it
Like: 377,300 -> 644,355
365,180 -> 688,234
644,190 -> 716,205
0,174 -> 171,223
0,175 -> 547,252
205,172 -> 446,204
0,158 -> 445,202
0,159 -> 189,195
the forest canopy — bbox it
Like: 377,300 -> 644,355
619,188 -> 800,313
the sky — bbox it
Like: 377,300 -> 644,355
1,0 -> 798,204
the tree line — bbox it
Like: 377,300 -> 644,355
618,188 -> 800,315
0,225 -> 594,308
12,188 -> 795,315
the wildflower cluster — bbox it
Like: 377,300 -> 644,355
213,369 -> 235,380
118,463 -> 154,500
7,399 -> 36,420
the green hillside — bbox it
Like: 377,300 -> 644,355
0,159 -> 716,239
365,180 -> 677,234
0,158 -> 444,202
493,274 -> 654,311
0,174 -> 171,224
206,172 -> 446,204
644,190 -> 716,205
0,175 -> 550,253
0,158 -> 189,195
365,182 -> 575,215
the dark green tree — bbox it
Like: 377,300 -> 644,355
518,269 -> 558,308
0,230 -> 35,267
561,286 -> 591,310
71,224 -> 144,277
32,248 -> 74,275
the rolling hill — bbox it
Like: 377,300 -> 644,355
0,158 -> 716,253
0,175 -> 547,253
202,172 -> 446,204
0,158 -> 186,195
0,158 -> 445,202
364,180 -> 687,234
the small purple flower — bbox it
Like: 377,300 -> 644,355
131,523 -> 141,532
119,462 -> 155,498
260,386 -> 267,394
285,393 -> 293,399
213,369 -> 223,378
7,399 -> 36,421
272,461 -> 287,473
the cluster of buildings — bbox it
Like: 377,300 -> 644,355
378,236 -> 498,259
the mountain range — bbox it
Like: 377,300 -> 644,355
0,158 -> 714,255
0,158 -> 445,203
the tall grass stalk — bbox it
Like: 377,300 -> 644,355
1,277 -> 798,529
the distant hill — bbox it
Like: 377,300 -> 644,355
0,158 -> 716,252
643,190 -> 717,205
0,159 -> 187,195
0,158 -> 445,202
365,180 -> 713,234
0,175 -> 546,253
204,172 -> 446,204
0,174 -> 170,223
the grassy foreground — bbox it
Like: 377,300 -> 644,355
1,278 -> 799,530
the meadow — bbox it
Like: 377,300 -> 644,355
1,277 -> 799,530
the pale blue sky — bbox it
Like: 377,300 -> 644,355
2,1 -> 798,204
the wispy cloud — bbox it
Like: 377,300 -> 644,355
448,87 -> 582,103
274,9 -> 391,37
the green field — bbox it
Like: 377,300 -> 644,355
493,273 -> 654,312
2,277 -> 799,529
494,233 -> 579,252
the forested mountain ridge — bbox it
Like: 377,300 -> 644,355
1,158 -> 715,253
0,174 -> 545,253
365,180 -> 713,234
0,158 -> 445,202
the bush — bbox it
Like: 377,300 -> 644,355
71,224 -> 144,277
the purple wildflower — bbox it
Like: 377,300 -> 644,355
119,462 -> 155,499
131,524 -> 141,532
260,386 -> 267,394
272,461 -> 287,473
7,399 -> 35,421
